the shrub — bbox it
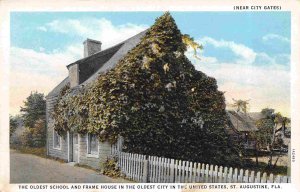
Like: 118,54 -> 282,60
20,119 -> 46,148
102,157 -> 121,178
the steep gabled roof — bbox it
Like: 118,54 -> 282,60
227,111 -> 264,132
46,30 -> 147,98
46,77 -> 69,98
83,30 -> 147,85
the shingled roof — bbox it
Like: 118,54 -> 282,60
47,30 -> 147,98
227,111 -> 266,132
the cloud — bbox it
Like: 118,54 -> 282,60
262,34 -> 290,43
254,52 -> 274,65
217,64 -> 290,116
10,71 -> 63,115
10,46 -> 81,76
274,54 -> 290,65
37,26 -> 47,32
10,46 -> 82,115
42,18 -> 148,49
184,36 -> 290,116
11,18 -> 148,115
186,51 -> 290,116
13,19 -> 291,117
199,37 -> 257,64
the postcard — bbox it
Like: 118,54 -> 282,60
0,0 -> 299,192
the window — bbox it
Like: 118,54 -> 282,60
87,133 -> 98,156
53,131 -> 61,149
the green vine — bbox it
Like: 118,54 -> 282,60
51,12 -> 241,166
182,34 -> 203,60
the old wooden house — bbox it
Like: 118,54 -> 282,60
46,31 -> 146,169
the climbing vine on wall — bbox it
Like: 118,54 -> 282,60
52,12 -> 242,166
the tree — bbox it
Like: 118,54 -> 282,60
282,117 -> 290,135
251,108 -> 288,169
21,127 -> 34,147
261,108 -> 274,118
231,98 -> 250,113
20,92 -> 46,127
249,117 -> 273,166
31,119 -> 46,147
9,115 -> 18,137
21,119 -> 46,147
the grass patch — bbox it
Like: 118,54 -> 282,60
11,146 -> 46,158
242,158 -> 288,175
10,145 -> 66,163
241,149 -> 289,175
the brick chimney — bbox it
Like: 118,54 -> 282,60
68,39 -> 102,88
83,39 -> 102,57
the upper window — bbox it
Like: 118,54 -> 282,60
87,133 -> 98,156
53,131 -> 61,149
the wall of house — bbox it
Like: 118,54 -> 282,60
47,95 -> 121,169
69,64 -> 79,88
78,134 -> 112,169
46,95 -> 68,161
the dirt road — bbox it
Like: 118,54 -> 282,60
10,150 -> 129,183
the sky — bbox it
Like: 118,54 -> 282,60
10,12 -> 291,116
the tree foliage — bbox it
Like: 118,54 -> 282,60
182,34 -> 203,60
21,119 -> 46,147
231,98 -> 250,113
10,115 -> 18,137
52,12 -> 241,166
250,108 -> 289,168
20,92 -> 46,127
252,118 -> 273,149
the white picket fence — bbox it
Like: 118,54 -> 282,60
116,152 -> 290,183
111,136 -> 124,155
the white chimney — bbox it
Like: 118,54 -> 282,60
83,39 -> 102,57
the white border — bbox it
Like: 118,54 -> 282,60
0,1 -> 299,191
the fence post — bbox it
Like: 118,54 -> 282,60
261,172 -> 267,183
218,166 -> 223,183
142,157 -> 149,183
255,171 -> 261,183
268,174 -> 274,183
274,175 -> 281,183
170,159 -> 175,183
249,171 -> 255,183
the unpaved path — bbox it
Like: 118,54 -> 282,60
10,150 -> 129,183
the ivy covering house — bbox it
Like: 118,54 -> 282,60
46,12 -> 242,170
